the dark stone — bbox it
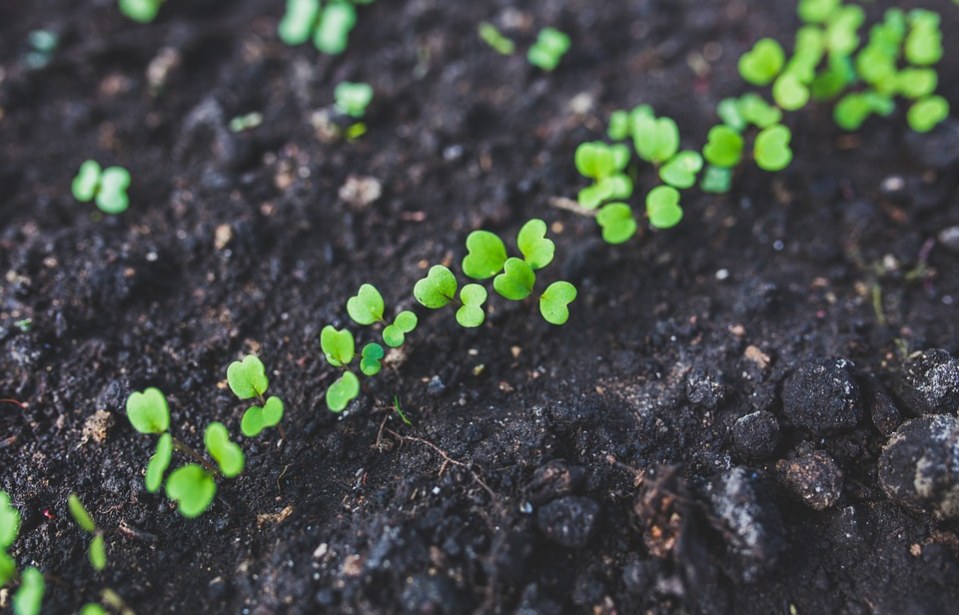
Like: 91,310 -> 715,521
731,411 -> 780,460
898,349 -> 959,416
525,460 -> 585,504
879,415 -> 959,519
776,450 -> 843,510
685,367 -> 727,409
400,574 -> 460,614
536,496 -> 600,549
622,560 -> 654,595
782,357 -> 862,434
869,386 -> 902,437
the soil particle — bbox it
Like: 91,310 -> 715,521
524,460 -> 585,505
775,450 -> 843,511
782,357 -> 863,434
685,366 -> 727,410
897,348 -> 959,416
730,410 -> 780,460
869,385 -> 903,437
706,467 -> 785,583
903,118 -> 959,169
879,415 -> 959,520
535,496 -> 600,549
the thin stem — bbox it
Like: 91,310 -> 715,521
171,435 -> 219,476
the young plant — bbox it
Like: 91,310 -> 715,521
67,494 -> 106,572
527,27 -> 570,71
227,355 -> 285,438
574,142 -> 633,208
119,0 -> 164,23
320,325 -> 362,411
126,387 -> 246,518
278,0 -> 374,55
1,491 -> 45,615
72,161 -> 131,215
334,81 -> 373,119
478,22 -> 515,55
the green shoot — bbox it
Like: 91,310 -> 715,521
71,161 -> 131,215
703,125 -> 744,168
632,114 -> 679,164
334,81 -> 373,119
383,311 -> 417,347
462,231 -> 507,279
227,355 -> 285,438
798,0 -> 839,24
700,166 -> 733,194
658,151 -> 703,189
772,73 -> 810,111
527,27 -> 570,71
753,125 -> 793,171
908,96 -> 949,133
321,326 -> 355,367
13,567 -> 45,615
516,219 -> 555,270
278,0 -> 320,45
240,397 -> 284,438
204,423 -> 245,478
126,387 -> 170,434
456,284 -> 487,328
575,141 -> 632,208
1,491 -> 21,586
738,38 -> 785,86
326,371 -> 360,412
478,22 -> 515,55
539,281 -> 577,326
596,203 -> 636,244
493,258 -> 535,301
645,186 -> 683,229
392,396 -> 412,426
67,494 -> 106,572
314,2 -> 357,55
145,433 -> 173,492
414,265 -> 458,308
165,465 -> 216,518
118,0 -> 163,23
81,605 -> 107,615
360,343 -> 385,376
347,284 -> 385,325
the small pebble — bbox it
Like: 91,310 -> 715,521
776,450 -> 843,510
897,348 -> 959,416
731,411 -> 780,460
879,415 -> 959,519
536,496 -> 600,549
782,357 -> 862,434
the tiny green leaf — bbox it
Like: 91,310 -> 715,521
360,343 -> 385,376
737,94 -> 782,128
527,27 -> 570,71
321,325 -> 355,367
797,0 -> 839,23
383,310 -> 417,347
119,0 -> 163,23
95,167 -> 131,215
517,219 -> 555,270
478,22 -> 515,55
89,533 -> 106,571
278,0 -> 320,45
68,494 -> 96,534
772,73 -> 810,111
493,258 -> 536,301
334,81 -> 373,119
896,68 -> 938,100
646,186 -> 683,229
658,151 -> 703,189
165,464 -> 216,518
633,114 -> 680,164
72,160 -> 101,202
126,387 -> 170,434
825,6 -> 865,56
242,395 -> 285,438
456,284 -> 487,328
227,355 -> 269,400
314,2 -> 356,55
833,93 -> 873,130
13,566 -> 45,615
738,38 -> 785,86
346,283 -> 385,325
0,491 -> 21,549
717,98 -> 747,132
700,166 -> 733,194
326,371 -> 360,412
596,203 -> 636,245
577,182 -> 613,210
145,433 -> 173,493
81,604 -> 107,615
608,110 -> 631,140
539,281 -> 577,325
204,422 -> 245,478
703,125 -> 744,168
908,96 -> 949,134
462,230 -> 508,279
904,15 -> 942,66
413,265 -> 458,309
753,125 -> 793,172
0,552 -> 15,587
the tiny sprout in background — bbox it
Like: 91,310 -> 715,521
703,125 -> 744,169
72,160 -> 131,215
25,30 -> 58,70
462,231 -> 508,280
68,494 -> 106,572
360,343 -> 385,376
278,0 -> 371,55
326,371 -> 360,412
229,112 -> 263,133
632,114 -> 679,164
1,491 -> 21,586
659,151 -> 703,189
753,125 -> 793,171
574,141 -> 632,208
478,21 -> 515,55
908,95 -> 949,133
596,203 -> 637,244
165,465 -> 216,518
119,0 -> 164,23
335,81 -> 373,119
738,38 -> 785,86
527,27 -> 570,71
321,325 -> 355,367
645,186 -> 683,230
13,567 -> 44,615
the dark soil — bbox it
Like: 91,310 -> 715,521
2,0 -> 959,613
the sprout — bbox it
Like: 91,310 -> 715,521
700,166 -> 733,194
478,22 -> 515,55
278,0 -> 320,45
240,398 -> 285,439
81,605 -> 107,615
825,5 -> 864,56
703,125 -> 744,168
204,423 -> 245,478
462,231 -> 507,279
334,82 -> 373,119
833,92 -> 893,130
527,27 -> 570,71
596,203 -> 636,244
753,124 -> 793,171
347,284 -> 385,325
772,73 -> 810,111
516,219 -> 555,270
738,39 -> 785,86
360,343 -> 385,376
797,0 -> 839,24
13,567 -> 44,615
326,371 -> 360,412
658,151 -> 703,189
645,186 -> 683,229
71,161 -> 131,215
493,258 -> 535,301
126,387 -> 170,434
456,284 -> 487,328
277,0 -> 367,55
574,141 -> 632,208
1,491 -> 21,586
145,433 -> 172,493
321,325 -> 355,367
383,311 -> 417,347
67,494 -> 106,572
165,465 -> 216,518
413,265 -> 457,308
908,96 -> 949,133
539,281 -> 577,325
737,94 -> 782,128
904,9 -> 942,66
896,69 -> 937,100
227,355 -> 285,438
118,0 -> 164,23
632,114 -> 679,164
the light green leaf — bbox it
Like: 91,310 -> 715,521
126,387 -> 170,434
908,96 -> 949,133
314,2 -> 356,55
278,0 -> 320,45
0,552 -> 16,587
754,125 -> 793,171
360,343 -> 385,376
772,73 -> 810,111
738,38 -> 785,86
72,160 -> 101,202
89,533 -> 106,571
493,258 -> 536,301
165,465 -> 216,518
0,491 -> 21,549
95,167 -> 131,215
527,27 -> 570,71
596,203 -> 636,244
204,422 -> 245,478
577,182 -> 613,210
383,310 -> 417,347
81,604 -> 107,615
737,93 -> 782,128
700,166 -> 733,194
241,396 -> 285,438
118,0 -> 162,23
658,151 -> 703,189
633,114 -> 680,163
413,265 -> 457,308
321,325 -> 355,367
13,566 -> 45,615
797,0 -> 839,23
517,219 -> 555,270
703,125 -> 744,168
646,186 -> 683,229
462,230 -> 507,279
346,283 -> 385,325
226,355 -> 269,400
334,81 -> 373,118
68,494 -> 96,534
456,284 -> 487,328
539,281 -> 577,325
146,433 -> 173,493
326,371 -> 360,412
896,68 -> 937,99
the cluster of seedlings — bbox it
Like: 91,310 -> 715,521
574,0 -> 952,244
72,161 -> 132,215
478,22 -> 571,71
278,0 -> 376,55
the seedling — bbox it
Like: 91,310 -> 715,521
72,160 -> 131,215
539,281 -> 577,326
596,203 -> 636,244
493,258 -> 535,301
908,95 -> 949,133
527,27 -> 570,71
360,343 -> 385,376
346,284 -> 419,347
753,124 -> 793,171
335,81 -> 373,119
165,465 -> 216,518
227,355 -> 286,438
24,30 -> 58,70
633,114 -> 679,164
278,0 -> 372,54
119,0 -> 164,23
68,494 -> 106,572
478,22 -> 515,55
703,125 -> 744,168
456,284 -> 488,328
575,142 -> 633,208
738,38 -> 785,86
1,491 -> 44,615
321,325 -> 362,411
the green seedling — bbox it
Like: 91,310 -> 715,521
25,30 -> 58,69
360,343 -> 385,376
72,160 -> 131,215
736,94 -> 782,128
596,203 -> 636,244
414,265 -> 458,308
527,27 -> 570,71
539,281 -> 577,326
278,0 -> 370,54
392,396 -> 412,426
229,112 -> 263,133
119,0 -> 164,23
326,371 -> 360,412
456,284 -> 487,328
738,38 -> 785,86
493,258 -> 535,301
321,326 -> 362,411
13,567 -> 44,615
834,91 -> 893,130
896,69 -> 937,100
462,231 -> 508,279
659,151 -> 703,189
278,0 -> 321,45
633,114 -> 679,164
146,434 -> 173,493
347,284 -> 385,325
335,81 -> 373,119
204,423 -> 245,478
798,0 -> 839,24
575,141 -> 632,208
772,73 -> 810,111
703,125 -> 744,168
0,492 -> 44,615
908,95 -> 949,133
646,186 -> 683,229
383,311 -> 417,347
700,166 -> 733,194
753,124 -> 793,171
165,465 -> 216,518
478,22 -> 515,55
81,605 -> 107,615
904,10 -> 942,66
68,494 -> 106,572
516,219 -> 555,270
825,5 -> 864,57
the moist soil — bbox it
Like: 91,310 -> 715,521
2,0 -> 959,613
